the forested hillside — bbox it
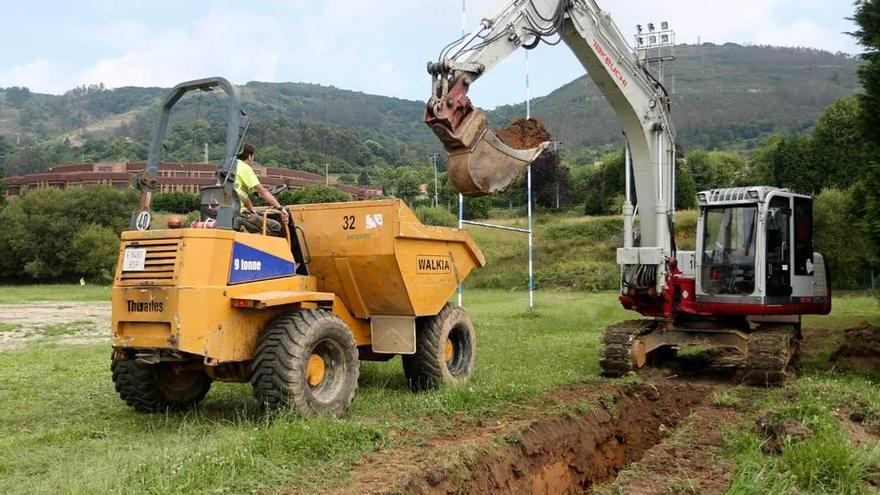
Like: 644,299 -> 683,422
0,43 -> 861,178
489,43 -> 861,152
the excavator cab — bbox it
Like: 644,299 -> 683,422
691,187 -> 830,313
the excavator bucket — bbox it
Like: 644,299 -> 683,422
439,110 -> 550,197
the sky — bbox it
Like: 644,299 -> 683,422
0,0 -> 862,109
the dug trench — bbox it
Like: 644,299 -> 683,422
331,381 -> 718,495
325,322 -> 880,495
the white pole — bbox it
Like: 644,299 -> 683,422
325,163 -> 329,186
526,50 -> 534,310
526,51 -> 531,119
457,0 -> 466,308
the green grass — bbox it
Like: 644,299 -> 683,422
0,285 -> 111,304
0,290 -> 631,494
0,323 -> 19,333
726,376 -> 880,495
36,320 -> 97,338
0,286 -> 877,494
464,211 -> 698,292
805,292 -> 880,329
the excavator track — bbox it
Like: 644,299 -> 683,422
742,324 -> 798,386
600,320 -> 657,377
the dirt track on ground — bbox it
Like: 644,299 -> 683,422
0,302 -> 110,351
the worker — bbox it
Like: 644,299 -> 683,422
232,143 -> 289,236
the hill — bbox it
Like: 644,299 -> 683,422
0,44 -> 861,176
488,43 -> 861,152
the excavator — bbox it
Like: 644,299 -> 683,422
426,0 -> 832,385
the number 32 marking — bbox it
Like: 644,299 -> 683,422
343,215 -> 355,230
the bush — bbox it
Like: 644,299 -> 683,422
0,186 -> 136,282
278,185 -> 350,205
454,196 -> 491,220
151,192 -> 199,214
535,260 -> 619,291
814,188 -> 877,289
414,206 -> 457,227
72,224 -> 120,282
543,217 -> 623,242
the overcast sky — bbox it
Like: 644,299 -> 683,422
0,0 -> 861,109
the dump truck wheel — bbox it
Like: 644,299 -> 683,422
251,309 -> 359,417
111,358 -> 212,413
403,304 -> 476,392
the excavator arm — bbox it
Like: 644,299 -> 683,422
427,0 -> 676,292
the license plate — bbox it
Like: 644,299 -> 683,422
122,248 -> 147,271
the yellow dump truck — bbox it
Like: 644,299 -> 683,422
111,78 -> 485,417
112,199 -> 485,416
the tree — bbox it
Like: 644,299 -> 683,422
814,188 -> 877,289
151,192 -> 200,214
357,169 -> 371,186
286,185 -> 350,205
852,0 -> 880,144
753,134 -> 821,193
72,224 -> 120,282
0,186 -> 136,281
583,151 -> 625,215
851,0 -> 880,259
337,174 -> 356,185
530,150 -> 573,209
811,96 -> 870,189
685,150 -> 749,191
393,168 -> 421,204
675,165 -> 698,210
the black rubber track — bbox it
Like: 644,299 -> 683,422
250,309 -> 359,417
599,320 -> 657,377
403,303 -> 476,392
111,359 -> 211,413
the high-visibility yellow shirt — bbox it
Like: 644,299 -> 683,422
234,159 -> 261,212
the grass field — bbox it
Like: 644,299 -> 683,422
0,284 -> 111,304
0,286 -> 877,494
464,211 -> 699,292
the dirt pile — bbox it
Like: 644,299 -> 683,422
830,321 -> 880,370
756,411 -> 814,454
399,382 -> 708,495
494,117 -> 552,150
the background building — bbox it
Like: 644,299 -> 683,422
2,162 -> 382,200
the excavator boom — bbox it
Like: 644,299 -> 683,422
426,0 -> 676,292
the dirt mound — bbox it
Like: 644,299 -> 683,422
494,117 -> 552,150
830,321 -> 880,370
756,411 -> 814,454
399,382 -> 708,495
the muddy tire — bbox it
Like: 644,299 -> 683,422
742,324 -> 797,387
600,320 -> 656,377
403,304 -> 476,392
251,309 -> 359,417
111,358 -> 212,413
